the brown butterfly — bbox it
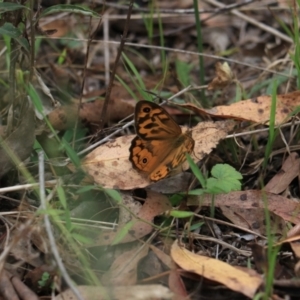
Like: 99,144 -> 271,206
129,100 -> 195,181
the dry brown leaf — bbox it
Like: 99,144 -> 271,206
265,153 -> 300,194
140,250 -> 165,281
89,190 -> 172,247
82,134 -> 137,190
48,98 -> 135,131
287,223 -> 300,238
187,190 -> 300,224
168,267 -> 189,300
290,240 -> 300,259
248,243 -> 268,274
171,240 -> 262,299
220,207 -> 287,236
40,19 -> 70,37
47,103 -> 78,131
149,245 -> 173,269
82,120 -> 234,189
0,270 -> 23,300
181,90 -> 300,125
79,98 -> 135,125
274,234 -> 300,276
208,62 -> 235,90
101,244 -> 149,286
55,285 -> 173,300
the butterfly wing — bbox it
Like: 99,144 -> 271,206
149,132 -> 195,181
129,132 -> 194,181
129,100 -> 195,181
134,101 -> 182,140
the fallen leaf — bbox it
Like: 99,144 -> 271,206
168,267 -> 189,299
265,153 -> 300,194
149,245 -> 173,269
248,243 -> 268,274
181,90 -> 300,125
187,190 -> 300,224
47,103 -> 78,131
82,120 -> 234,189
48,98 -> 135,131
220,206 -> 287,236
208,62 -> 235,90
140,249 -> 166,281
40,18 -> 70,37
287,223 -> 300,238
79,98 -> 135,126
274,234 -> 300,276
171,240 -> 262,299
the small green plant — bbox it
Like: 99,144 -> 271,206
38,272 -> 50,288
186,155 -> 243,196
186,156 -> 243,217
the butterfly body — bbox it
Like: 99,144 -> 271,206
129,101 -> 195,181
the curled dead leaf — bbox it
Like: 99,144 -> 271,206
265,153 -> 300,194
171,240 -> 262,299
208,62 -> 235,90
181,90 -> 300,125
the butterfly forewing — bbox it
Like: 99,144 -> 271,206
129,100 -> 195,181
135,101 -> 181,140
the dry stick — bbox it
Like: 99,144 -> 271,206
148,1 -> 258,39
194,213 -> 266,239
103,17 -> 110,86
106,40 -> 294,78
205,0 -> 293,43
46,36 -> 292,78
98,0 -> 134,131
95,0 -> 256,14
38,152 -> 84,300
226,120 -> 300,139
73,10 -> 103,148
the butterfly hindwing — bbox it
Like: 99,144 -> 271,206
129,100 -> 195,181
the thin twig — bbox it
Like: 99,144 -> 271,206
73,7 -> 103,147
103,17 -> 110,85
98,0 -> 134,130
94,0 -> 257,14
43,37 -> 293,78
226,120 -> 300,139
205,0 -> 293,43
38,153 -> 84,300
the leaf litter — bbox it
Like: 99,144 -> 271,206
1,1 -> 300,299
